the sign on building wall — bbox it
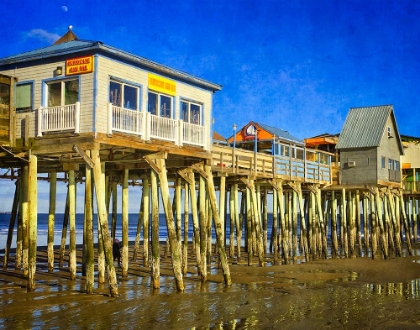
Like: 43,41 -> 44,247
148,73 -> 176,96
66,55 -> 94,75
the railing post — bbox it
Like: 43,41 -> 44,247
177,120 -> 183,147
37,107 -> 43,137
145,112 -> 151,141
75,102 -> 80,134
108,103 -> 113,135
203,126 -> 208,150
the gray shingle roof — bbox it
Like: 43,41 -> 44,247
336,105 -> 403,153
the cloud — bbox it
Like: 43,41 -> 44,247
27,29 -> 60,44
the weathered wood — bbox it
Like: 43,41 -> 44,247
154,158 -> 184,291
199,173 -> 207,282
132,182 -> 144,262
27,154 -> 37,291
247,179 -> 264,266
17,165 -> 28,271
122,168 -> 129,277
187,170 -> 202,273
272,188 -> 278,264
59,190 -> 69,268
235,184 -> 242,260
399,191 -> 412,255
219,174 -> 226,250
3,180 -> 19,269
229,184 -> 236,257
374,187 -> 388,259
84,151 -> 95,294
277,183 -> 289,264
150,169 -> 160,289
111,182 -> 118,240
370,192 -> 378,259
331,190 -> 338,257
91,149 -> 119,297
47,173 -> 57,273
204,165 -> 231,285
245,187 -> 252,265
182,181 -> 189,275
262,189 -> 268,254
175,176 -> 182,242
143,178 -> 150,267
341,188 -> 348,258
69,170 -> 77,280
348,190 -> 356,257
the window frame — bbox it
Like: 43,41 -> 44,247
180,99 -> 203,125
42,76 -> 80,108
109,77 -> 142,111
148,90 -> 174,118
15,81 -> 34,112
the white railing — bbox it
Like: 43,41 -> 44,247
107,104 -> 209,148
38,102 -> 80,136
110,105 -> 145,137
181,121 -> 206,147
147,114 -> 177,143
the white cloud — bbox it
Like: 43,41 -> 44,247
27,29 -> 60,44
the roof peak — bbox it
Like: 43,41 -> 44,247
53,26 -> 79,45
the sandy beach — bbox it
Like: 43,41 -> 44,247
1,244 -> 420,329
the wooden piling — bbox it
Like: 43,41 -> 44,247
69,170 -> 77,280
154,158 -> 184,292
143,177 -> 150,267
199,172 -> 207,282
204,165 -> 231,285
47,173 -> 56,273
331,190 -> 338,257
150,169 -> 160,289
27,154 -> 37,291
3,180 -> 19,269
20,164 -> 29,274
91,149 -> 118,297
84,151 -> 95,294
182,181 -> 189,275
122,168 -> 129,277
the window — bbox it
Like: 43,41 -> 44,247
181,100 -> 201,124
48,79 -> 79,107
16,82 -> 33,111
109,81 -> 138,110
387,126 -> 392,137
0,83 -> 10,106
148,91 -> 172,117
381,157 -> 386,169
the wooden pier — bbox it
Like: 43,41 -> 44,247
0,30 -> 419,296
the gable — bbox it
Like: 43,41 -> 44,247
337,105 -> 404,155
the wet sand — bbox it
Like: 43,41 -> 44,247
1,245 -> 420,329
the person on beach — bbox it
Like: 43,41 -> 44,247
113,239 -> 122,267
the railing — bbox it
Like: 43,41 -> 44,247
37,102 -> 80,136
212,144 -> 332,184
111,105 -> 145,137
106,105 -> 207,148
149,114 -> 177,143
181,122 -> 206,147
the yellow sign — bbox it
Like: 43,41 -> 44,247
148,73 -> 176,96
66,55 -> 94,75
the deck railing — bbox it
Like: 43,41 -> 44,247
212,144 -> 333,184
37,102 -> 80,136
111,105 -> 145,137
181,122 -> 206,147
107,105 -> 207,148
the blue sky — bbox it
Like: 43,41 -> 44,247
1,0 -> 420,213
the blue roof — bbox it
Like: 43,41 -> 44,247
257,122 -> 303,145
0,39 -> 222,92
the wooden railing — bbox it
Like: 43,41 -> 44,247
37,102 -> 80,136
107,105 -> 207,148
211,144 -> 333,184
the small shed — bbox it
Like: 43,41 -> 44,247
336,105 -> 404,187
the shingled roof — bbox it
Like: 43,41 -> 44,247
336,105 -> 404,154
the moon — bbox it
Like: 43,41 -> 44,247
61,6 -> 68,12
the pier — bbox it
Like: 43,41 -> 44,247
0,30 -> 419,296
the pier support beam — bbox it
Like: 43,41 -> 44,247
47,172 -> 57,273
84,151 -> 95,294
27,154 -> 37,291
122,168 -> 129,277
69,170 -> 77,280
91,149 -> 119,297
